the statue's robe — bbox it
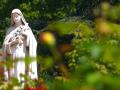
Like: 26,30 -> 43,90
3,25 -> 38,81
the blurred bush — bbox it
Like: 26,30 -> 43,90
37,2 -> 120,90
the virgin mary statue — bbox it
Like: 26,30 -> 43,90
3,9 -> 38,81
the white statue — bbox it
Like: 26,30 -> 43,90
3,9 -> 38,82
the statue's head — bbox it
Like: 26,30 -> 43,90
11,9 -> 28,26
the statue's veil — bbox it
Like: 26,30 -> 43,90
11,9 -> 28,26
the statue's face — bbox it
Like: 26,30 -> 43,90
12,13 -> 21,24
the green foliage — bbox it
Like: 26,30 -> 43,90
38,2 -> 120,90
